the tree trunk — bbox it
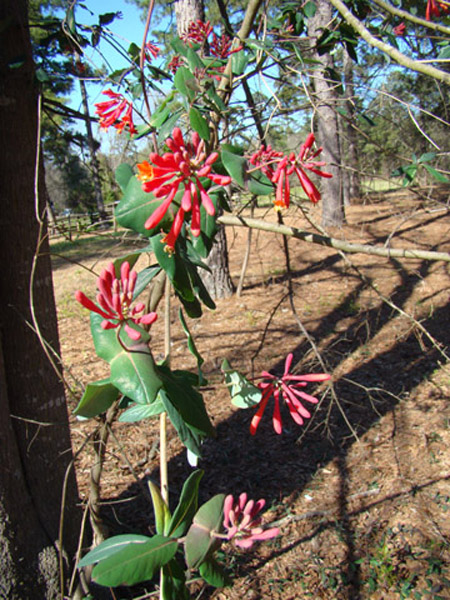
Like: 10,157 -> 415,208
175,0 -> 235,298
308,0 -> 346,226
342,49 -> 361,204
175,0 -> 205,37
79,73 -> 107,221
0,2 -> 80,597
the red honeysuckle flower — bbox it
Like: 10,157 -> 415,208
94,89 -> 137,135
168,54 -> 184,74
223,493 -> 279,549
426,0 -> 449,19
271,133 -> 333,208
210,32 -> 243,59
393,22 -> 406,36
250,353 -> 331,435
182,19 -> 213,45
145,41 -> 160,62
250,134 -> 332,209
75,262 -> 157,341
137,127 -> 231,252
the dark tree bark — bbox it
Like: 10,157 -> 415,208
0,1 -> 80,597
308,0 -> 346,226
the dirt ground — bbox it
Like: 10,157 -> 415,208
51,192 -> 450,600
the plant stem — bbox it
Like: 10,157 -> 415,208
160,275 -> 171,505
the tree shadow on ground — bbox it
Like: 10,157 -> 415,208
96,240 -> 449,597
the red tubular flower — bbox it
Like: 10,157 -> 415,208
251,134 -> 332,209
168,54 -> 184,74
137,127 -> 231,252
250,353 -> 331,435
223,493 -> 279,549
94,89 -> 137,135
182,19 -> 213,45
145,41 -> 160,62
210,32 -> 243,59
426,0 -> 449,19
75,262 -> 157,341
393,22 -> 406,36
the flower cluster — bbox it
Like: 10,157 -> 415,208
182,19 -> 213,45
94,89 -> 137,135
250,134 -> 332,208
223,493 -> 279,549
137,127 -> 231,252
251,353 -> 330,435
426,0 -> 449,19
393,22 -> 406,36
168,54 -> 184,74
145,41 -> 160,62
210,32 -> 243,59
75,262 -> 157,341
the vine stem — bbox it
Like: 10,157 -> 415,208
160,275 -> 171,505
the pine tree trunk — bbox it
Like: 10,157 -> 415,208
0,2 -> 80,597
343,49 -> 361,203
308,0 -> 345,226
175,0 -> 205,37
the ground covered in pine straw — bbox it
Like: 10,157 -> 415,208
51,191 -> 450,599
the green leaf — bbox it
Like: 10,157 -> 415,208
303,1 -> 317,18
186,47 -> 205,71
161,559 -> 190,600
170,36 -> 189,58
148,481 -> 171,535
78,534 -> 152,567
115,175 -> 177,237
199,557 -> 231,587
159,388 -> 203,457
402,164 -> 417,186
221,359 -> 262,408
99,12 -> 119,26
128,42 -> 141,62
73,379 -> 119,418
158,108 -> 184,144
231,50 -> 248,76
423,164 -> 450,183
119,400 -> 164,422
437,44 -> 450,60
115,163 -> 134,193
248,169 -> 273,196
174,67 -> 197,102
90,313 -> 163,405
168,470 -> 204,538
418,152 -> 436,164
178,309 -> 205,385
221,149 -> 247,187
152,235 -> 195,302
134,265 -> 161,299
185,494 -> 225,569
91,535 -> 178,587
189,106 -> 210,141
245,38 -> 274,52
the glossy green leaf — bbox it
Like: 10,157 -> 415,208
115,164 -> 134,193
161,558 -> 190,600
151,235 -> 195,302
303,0 -> 317,18
248,169 -> 273,196
186,47 -> 205,71
189,106 -> 210,141
168,470 -> 204,538
170,36 -> 189,58
221,150 -> 247,188
133,265 -> 161,299
148,480 -> 171,536
174,67 -> 197,102
231,50 -> 248,76
119,399 -> 164,422
78,534 -> 151,568
199,557 -> 231,587
90,313 -> 162,405
158,109 -> 184,144
221,359 -> 262,408
178,309 -> 205,385
185,494 -> 225,569
115,176 -> 177,237
418,152 -> 436,164
159,388 -> 203,457
73,379 -> 119,418
91,535 -> 178,587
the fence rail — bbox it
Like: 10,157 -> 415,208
49,205 -> 116,239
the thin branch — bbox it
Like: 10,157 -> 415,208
328,0 -> 450,85
217,214 -> 450,262
370,0 -> 450,36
